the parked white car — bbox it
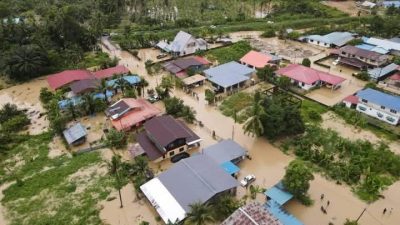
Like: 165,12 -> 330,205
240,174 -> 256,187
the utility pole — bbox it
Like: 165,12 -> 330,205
356,207 -> 367,222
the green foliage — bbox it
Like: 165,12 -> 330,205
276,76 -> 292,90
287,125 -> 400,201
333,104 -> 367,128
355,71 -> 370,81
282,160 -> 314,205
0,132 -> 116,225
104,129 -> 127,149
206,41 -> 252,64
243,92 -> 265,137
164,97 -> 197,123
261,28 -> 276,38
301,58 -> 311,67
300,100 -> 328,123
204,89 -> 216,105
346,39 -> 363,46
185,202 -> 215,225
344,219 -> 359,225
0,103 -> 30,133
256,65 -> 275,81
287,31 -> 301,40
212,194 -> 243,221
261,94 -> 305,139
219,92 -> 253,123
39,88 -> 54,105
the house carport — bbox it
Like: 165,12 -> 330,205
182,74 -> 206,88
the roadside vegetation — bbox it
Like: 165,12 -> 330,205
284,125 -> 400,202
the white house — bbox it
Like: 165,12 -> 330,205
344,88 -> 400,125
306,32 -> 355,48
156,31 -> 208,56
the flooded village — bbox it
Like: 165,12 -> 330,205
1,1 -> 400,225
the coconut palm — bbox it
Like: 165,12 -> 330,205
136,76 -> 149,97
115,77 -> 129,94
243,91 -> 265,137
81,93 -> 96,115
184,202 -> 215,225
5,45 -> 49,81
97,79 -> 109,103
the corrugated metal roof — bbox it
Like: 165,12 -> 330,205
202,139 -> 246,164
276,64 -> 346,85
157,154 -> 239,212
307,32 -> 354,47
221,202 -> 282,225
240,50 -> 273,68
368,63 -> 399,79
264,183 -> 293,206
93,65 -> 130,79
365,37 -> 400,51
356,88 -> 400,111
204,61 -> 254,88
63,123 -> 87,145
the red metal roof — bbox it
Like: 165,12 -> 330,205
276,64 -> 346,85
240,50 -> 272,68
193,56 -> 210,65
93,65 -> 130,79
111,98 -> 161,131
343,95 -> 359,105
390,73 -> 400,81
47,70 -> 94,90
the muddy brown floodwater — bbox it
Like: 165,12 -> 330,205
100,39 -> 400,225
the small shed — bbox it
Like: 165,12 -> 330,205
63,123 -> 87,146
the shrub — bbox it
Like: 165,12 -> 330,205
261,28 -> 276,38
302,58 -> 311,67
39,88 -> 54,105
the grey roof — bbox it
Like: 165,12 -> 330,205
204,61 -> 254,88
158,154 -> 239,211
307,32 -> 354,46
202,139 -> 247,164
340,45 -> 387,61
390,37 -> 400,44
368,63 -> 399,79
169,31 -> 194,53
63,123 -> 87,145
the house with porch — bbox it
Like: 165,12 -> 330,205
137,115 -> 202,162
140,154 -> 239,224
337,45 -> 389,69
204,61 -> 255,93
276,64 -> 346,90
344,88 -> 400,125
239,50 -> 281,69
105,98 -> 161,131
360,37 -> 400,56
156,31 -> 208,56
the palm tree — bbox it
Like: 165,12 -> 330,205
81,93 -> 96,115
108,155 -> 124,208
5,45 -> 49,81
97,79 -> 109,103
115,77 -> 129,95
184,202 -> 215,225
243,91 -> 265,137
136,77 -> 149,97
66,102 -> 77,120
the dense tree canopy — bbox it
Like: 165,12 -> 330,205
282,160 -> 314,204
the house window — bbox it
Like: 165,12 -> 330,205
358,106 -> 367,111
390,109 -> 397,114
352,55 -> 355,57
381,106 -> 386,110
361,99 -> 368,103
341,51 -> 346,55
179,147 -> 184,152
360,57 -> 364,60
169,151 -> 175,157
317,41 -> 320,44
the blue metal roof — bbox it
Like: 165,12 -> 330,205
58,90 -> 114,109
106,75 -> 141,87
356,88 -> 400,111
368,63 -> 399,79
204,61 -> 253,88
355,43 -> 375,50
220,161 -> 240,175
265,185 -> 294,206
265,201 -> 304,225
383,1 -> 400,8
356,44 -> 389,54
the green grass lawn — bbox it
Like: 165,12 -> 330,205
0,133 -> 116,225
206,41 -> 252,64
300,99 -> 329,123
219,92 -> 254,123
